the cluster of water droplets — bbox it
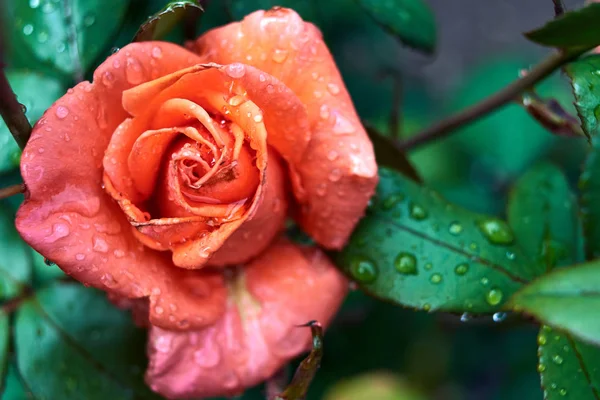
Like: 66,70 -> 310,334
538,326 -> 572,398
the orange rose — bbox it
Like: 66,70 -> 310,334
16,8 -> 377,399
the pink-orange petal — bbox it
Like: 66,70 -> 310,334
145,237 -> 348,399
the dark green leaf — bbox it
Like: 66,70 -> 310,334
520,92 -> 586,139
14,283 -> 160,399
0,312 -> 9,386
4,0 -> 130,78
1,363 -> 32,400
537,326 -> 600,400
365,125 -> 422,183
580,145 -> 600,259
525,3 -> 600,50
565,54 -> 600,142
133,1 -> 204,42
336,167 -> 543,313
0,70 -> 64,173
507,163 -> 584,271
508,261 -> 600,346
354,0 -> 436,53
228,0 -> 318,22
0,203 -> 32,302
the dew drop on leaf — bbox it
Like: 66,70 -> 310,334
349,256 -> 378,283
492,312 -> 506,322
382,194 -> 404,210
429,273 -> 442,284
552,354 -> 564,365
454,263 -> 469,276
448,221 -> 463,235
476,218 -> 514,245
409,202 -> 428,220
485,288 -> 503,306
394,252 -> 417,275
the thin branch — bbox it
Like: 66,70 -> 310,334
553,0 -> 566,17
0,184 -> 25,200
396,49 -> 583,151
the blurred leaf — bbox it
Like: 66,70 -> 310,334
274,321 -> 323,400
525,3 -> 600,50
133,0 -> 204,42
336,167 -> 543,313
4,0 -> 130,79
565,54 -> 600,142
228,0 -> 318,22
30,250 -> 65,286
366,126 -> 422,183
0,203 -> 31,302
14,283 -> 160,399
0,70 -> 64,173
1,363 -> 31,400
354,0 -> 436,53
520,92 -> 586,139
580,145 -> 600,259
323,372 -> 426,400
537,326 -> 600,400
0,312 -> 8,384
507,163 -> 584,271
508,261 -> 600,346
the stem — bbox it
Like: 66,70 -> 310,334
552,0 -> 565,16
0,184 -> 25,200
396,49 -> 582,151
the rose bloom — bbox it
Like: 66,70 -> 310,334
16,7 -> 377,399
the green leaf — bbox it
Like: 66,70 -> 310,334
4,0 -> 130,78
336,167 -> 542,313
31,250 -> 65,286
565,54 -> 600,142
0,203 -> 32,302
508,261 -> 600,346
14,283 -> 160,399
537,326 -> 600,400
525,3 -> 600,50
0,70 -> 64,173
0,311 -> 9,386
354,0 -> 436,53
2,363 -> 32,400
580,145 -> 600,259
507,163 -> 584,271
133,0 -> 204,42
227,0 -> 318,22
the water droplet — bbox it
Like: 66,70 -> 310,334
506,251 -> 516,261
56,42 -> 66,53
382,194 -> 404,210
424,263 -> 432,270
327,82 -> 340,95
93,236 -> 109,253
125,57 -> 144,84
328,169 -> 342,182
225,63 -> 246,78
454,263 -> 469,276
332,113 -> 355,134
320,104 -> 330,120
46,222 -> 70,242
111,47 -> 120,54
151,46 -> 163,59
349,256 -> 378,283
228,95 -> 245,107
477,218 -> 514,245
537,363 -> 546,372
44,258 -> 54,266
29,0 -> 40,8
492,312 -> 507,322
100,273 -> 117,288
327,150 -> 338,161
448,222 -> 463,235
23,24 -> 34,36
469,242 -> 479,252
83,14 -> 96,27
315,183 -> 327,196
552,355 -> 564,365
423,303 -> 431,312
559,388 -> 567,396
154,335 -> 171,353
485,288 -> 503,306
253,114 -> 263,123
272,49 -> 288,63
55,105 -> 69,119
460,312 -> 471,322
41,1 -> 55,13
430,273 -> 442,284
37,30 -> 49,43
75,253 -> 85,261
480,277 -> 489,285
394,253 -> 417,275
409,203 -> 428,220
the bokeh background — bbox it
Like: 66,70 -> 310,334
0,0 -> 591,399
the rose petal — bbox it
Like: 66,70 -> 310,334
190,8 -> 378,249
16,43 -> 223,330
146,237 -> 348,399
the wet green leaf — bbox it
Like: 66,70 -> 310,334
0,203 -> 32,302
507,163 -> 584,271
133,0 -> 204,42
525,3 -> 600,50
14,283 -> 160,399
508,261 -> 600,346
355,0 -> 436,53
565,54 -> 600,142
0,70 -> 64,173
4,0 -> 130,79
337,167 -> 543,314
537,326 -> 600,400
580,145 -> 600,259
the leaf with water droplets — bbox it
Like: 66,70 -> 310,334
537,325 -> 600,400
508,260 -> 600,346
564,54 -> 600,142
14,282 -> 161,399
508,163 -> 584,271
355,0 -> 436,53
525,3 -> 600,50
133,1 -> 204,42
0,201 -> 32,301
4,0 -> 130,79
337,167 -> 544,314
0,70 -> 64,173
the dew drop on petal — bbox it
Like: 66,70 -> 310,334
327,82 -> 340,95
55,106 -> 69,119
151,46 -> 163,59
272,49 -> 288,63
93,236 -> 109,253
320,104 -> 330,120
125,57 -> 144,84
226,63 -> 246,78
332,112 -> 355,134
46,222 -> 70,242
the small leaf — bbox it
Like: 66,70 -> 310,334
520,92 -> 586,139
274,321 -> 323,400
133,1 -> 204,42
336,167 -> 543,313
507,163 -> 584,271
14,283 -> 160,399
0,202 -> 32,301
355,0 -> 436,53
580,145 -> 600,259
0,70 -> 64,173
365,125 -> 422,183
525,3 -> 600,50
537,326 -> 600,400
508,261 -> 600,346
565,54 -> 600,142
4,0 -> 130,79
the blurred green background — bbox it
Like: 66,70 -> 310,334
0,0 -> 591,399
